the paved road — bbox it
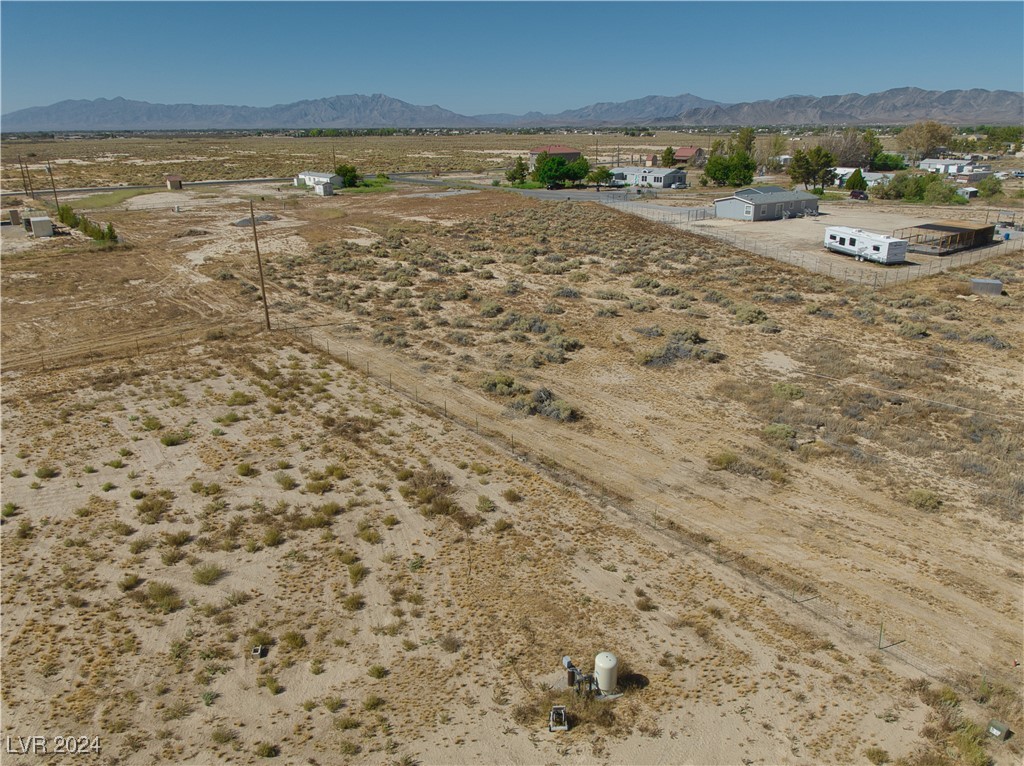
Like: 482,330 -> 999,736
0,177 -> 293,199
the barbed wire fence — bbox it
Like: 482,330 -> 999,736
276,321 -> 1021,694
601,200 -> 1023,286
5,312 -> 1017,694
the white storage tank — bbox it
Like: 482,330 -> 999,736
594,652 -> 618,694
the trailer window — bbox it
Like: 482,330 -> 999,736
838,237 -> 846,245
872,245 -> 880,252
829,234 -> 837,241
849,238 -> 856,246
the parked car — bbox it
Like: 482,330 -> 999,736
850,190 -> 869,200
545,182 -> 564,190
670,183 -> 686,189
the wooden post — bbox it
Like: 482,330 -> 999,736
46,163 -> 59,211
250,201 -> 272,331
878,621 -> 884,650
17,155 -> 29,195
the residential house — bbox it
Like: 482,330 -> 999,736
862,172 -> 893,187
673,146 -> 705,166
610,166 -> 686,188
528,145 -> 582,170
296,171 -> 343,188
713,186 -> 819,221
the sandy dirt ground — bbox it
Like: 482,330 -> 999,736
2,180 -> 1022,766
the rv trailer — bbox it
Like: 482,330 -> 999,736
824,226 -> 908,264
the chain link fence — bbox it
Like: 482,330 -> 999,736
601,199 -> 1023,286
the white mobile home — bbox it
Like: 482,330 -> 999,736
824,226 -> 907,264
296,171 -> 343,188
609,166 -> 687,188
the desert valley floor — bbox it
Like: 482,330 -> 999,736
1,174 -> 1022,766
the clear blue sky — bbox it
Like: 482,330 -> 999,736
2,1 -> 1022,115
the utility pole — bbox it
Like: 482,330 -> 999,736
23,157 -> 35,199
249,201 -> 272,331
46,162 -> 60,211
17,155 -> 29,195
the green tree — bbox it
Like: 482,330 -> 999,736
844,168 -> 868,191
334,164 -> 362,188
564,156 -> 591,186
505,156 -> 528,185
531,152 -> 569,185
863,129 -> 884,164
704,154 -> 731,186
726,151 -> 756,186
756,134 -> 788,173
975,176 -> 1003,199
897,121 -> 953,162
704,151 -> 755,187
661,146 -> 677,167
787,150 -> 813,189
734,127 -> 756,155
587,167 -> 614,187
870,152 -> 906,171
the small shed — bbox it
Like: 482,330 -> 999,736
970,278 -> 1003,296
165,175 -> 183,190
29,217 -> 54,237
956,187 -> 979,199
6,209 -> 21,226
313,182 -> 334,196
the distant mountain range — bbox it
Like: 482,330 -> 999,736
2,88 -> 1021,131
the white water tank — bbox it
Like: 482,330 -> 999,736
594,652 -> 618,694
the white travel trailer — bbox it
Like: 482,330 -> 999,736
824,226 -> 908,264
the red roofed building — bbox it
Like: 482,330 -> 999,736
528,145 -> 583,170
673,146 -> 706,166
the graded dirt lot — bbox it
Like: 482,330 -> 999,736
2,144 -> 1023,766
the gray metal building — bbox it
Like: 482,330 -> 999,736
713,186 -> 819,221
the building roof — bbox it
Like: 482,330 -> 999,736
715,187 -> 818,204
298,171 -> 337,180
674,146 -> 703,158
611,166 -> 685,175
529,145 -> 581,155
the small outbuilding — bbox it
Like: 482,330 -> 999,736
165,174 -> 183,190
956,186 -> 979,199
893,220 -> 997,255
713,186 -> 819,221
29,217 -> 54,237
313,182 -> 334,196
